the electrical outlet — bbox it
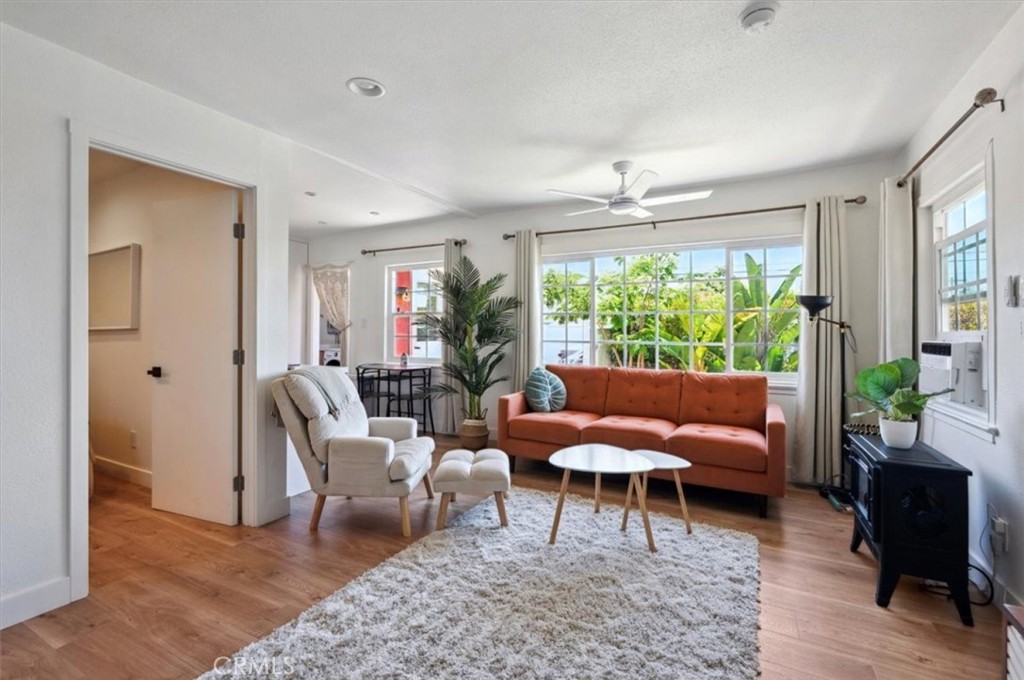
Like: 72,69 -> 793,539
129,430 -> 138,449
990,515 -> 1010,554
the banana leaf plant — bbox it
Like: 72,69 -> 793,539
845,357 -> 953,422
418,255 -> 520,420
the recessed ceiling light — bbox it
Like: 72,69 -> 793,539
317,220 -> 327,226
739,1 -> 779,33
369,211 -> 380,216
304,191 -> 317,197
346,77 -> 386,98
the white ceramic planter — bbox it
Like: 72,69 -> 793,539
879,418 -> 918,449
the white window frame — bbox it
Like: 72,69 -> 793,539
540,236 -> 803,386
385,261 -> 443,364
919,151 -> 997,440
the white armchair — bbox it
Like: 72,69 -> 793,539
271,366 -> 435,536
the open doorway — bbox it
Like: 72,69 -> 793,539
87,149 -> 244,526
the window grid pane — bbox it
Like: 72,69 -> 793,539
540,243 -> 801,375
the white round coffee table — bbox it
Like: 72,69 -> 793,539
622,450 -> 693,534
548,444 -> 657,552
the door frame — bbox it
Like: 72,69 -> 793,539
68,121 -> 259,601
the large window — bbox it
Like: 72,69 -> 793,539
541,241 -> 802,375
934,184 -> 988,332
387,263 -> 443,361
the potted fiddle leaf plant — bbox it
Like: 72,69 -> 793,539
845,357 -> 953,448
419,255 -> 520,449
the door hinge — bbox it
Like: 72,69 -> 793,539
233,222 -> 245,239
233,475 -> 245,492
233,349 -> 245,365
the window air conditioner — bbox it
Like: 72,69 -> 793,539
920,341 -> 985,408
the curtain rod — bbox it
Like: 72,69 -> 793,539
897,87 -> 1004,188
361,239 -> 466,256
501,196 -> 866,240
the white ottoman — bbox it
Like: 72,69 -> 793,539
432,448 -> 511,529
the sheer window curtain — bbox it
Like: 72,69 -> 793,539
310,264 -> 351,364
512,229 -> 541,391
439,238 -> 463,434
794,197 -> 852,485
878,177 -> 915,362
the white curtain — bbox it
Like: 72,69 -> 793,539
439,238 -> 463,433
512,229 -> 541,391
794,197 -> 851,485
878,177 -> 915,362
310,264 -> 350,362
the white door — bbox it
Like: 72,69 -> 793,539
150,189 -> 239,525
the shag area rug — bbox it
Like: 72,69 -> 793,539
203,488 -> 760,679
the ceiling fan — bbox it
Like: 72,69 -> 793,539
548,161 -> 712,218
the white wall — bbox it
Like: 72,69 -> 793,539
0,24 -> 292,628
88,163 -> 229,484
901,7 -> 1024,604
288,240 -> 309,365
309,156 -> 897,457
285,240 -> 312,497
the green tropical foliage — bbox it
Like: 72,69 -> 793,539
418,255 -> 520,420
542,251 -> 802,372
846,357 -> 953,422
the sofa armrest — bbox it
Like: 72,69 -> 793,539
498,392 -> 527,444
368,417 -> 417,442
327,436 -> 394,490
765,403 -> 787,497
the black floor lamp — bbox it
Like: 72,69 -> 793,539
797,294 -> 857,502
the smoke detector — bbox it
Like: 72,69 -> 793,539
740,1 -> 779,33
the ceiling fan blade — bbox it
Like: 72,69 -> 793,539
565,206 -> 609,217
631,207 -> 654,218
623,169 -> 659,200
640,189 -> 714,207
547,189 -> 609,205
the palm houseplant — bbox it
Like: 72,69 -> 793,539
845,357 -> 953,448
419,255 -> 520,449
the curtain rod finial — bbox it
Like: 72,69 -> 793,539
853,195 -> 867,204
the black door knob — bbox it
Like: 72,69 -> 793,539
146,366 -> 163,378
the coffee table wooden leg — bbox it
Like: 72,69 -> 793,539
594,472 -> 601,513
673,469 -> 692,534
549,468 -> 572,545
634,472 -> 657,553
621,473 -> 635,531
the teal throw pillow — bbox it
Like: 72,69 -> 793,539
524,367 -> 567,413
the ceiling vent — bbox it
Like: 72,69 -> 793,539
740,1 -> 780,33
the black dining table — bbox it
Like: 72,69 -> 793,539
355,363 -> 435,435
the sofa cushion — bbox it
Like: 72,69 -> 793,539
679,372 -> 767,432
605,368 -> 682,422
581,415 -> 677,452
507,410 -> 601,446
665,423 -> 767,472
545,365 -> 609,415
524,367 -> 567,413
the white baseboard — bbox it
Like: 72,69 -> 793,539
0,577 -> 71,629
93,455 -> 152,488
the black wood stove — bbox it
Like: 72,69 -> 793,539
845,433 -> 974,625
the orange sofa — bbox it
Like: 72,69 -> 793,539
498,365 -> 786,516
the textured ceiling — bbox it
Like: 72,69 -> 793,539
2,1 -> 1019,235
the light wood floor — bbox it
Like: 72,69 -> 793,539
0,436 -> 1002,679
